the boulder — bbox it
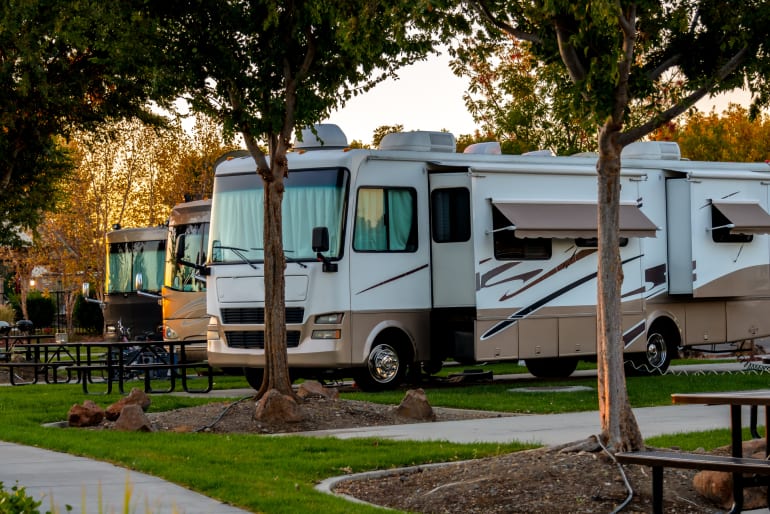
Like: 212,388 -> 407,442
67,400 -> 105,427
254,389 -> 303,423
393,388 -> 435,421
114,404 -> 154,432
693,440 -> 768,510
297,380 -> 339,400
106,388 -> 151,421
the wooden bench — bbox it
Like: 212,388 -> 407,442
123,362 -> 213,393
615,450 -> 770,513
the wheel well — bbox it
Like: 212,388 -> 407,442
372,327 -> 414,363
648,316 -> 681,349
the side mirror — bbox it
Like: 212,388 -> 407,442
134,272 -> 144,291
311,227 -> 336,272
312,227 -> 329,253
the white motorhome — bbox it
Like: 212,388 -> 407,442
205,125 -> 770,390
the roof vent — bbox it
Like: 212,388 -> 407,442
295,124 -> 348,150
379,131 -> 456,153
463,142 -> 501,155
621,141 -> 681,161
522,149 -> 555,157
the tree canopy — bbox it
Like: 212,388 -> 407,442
0,0 -> 170,246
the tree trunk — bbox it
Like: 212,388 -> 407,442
596,121 -> 644,452
255,147 -> 295,400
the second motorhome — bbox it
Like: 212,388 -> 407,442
205,125 -> 770,390
162,199 -> 211,361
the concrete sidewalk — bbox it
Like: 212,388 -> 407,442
0,441 -> 250,514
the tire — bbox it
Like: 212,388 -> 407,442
422,360 -> 444,376
355,342 -> 407,392
524,357 -> 579,378
625,331 -> 675,376
243,367 -> 264,390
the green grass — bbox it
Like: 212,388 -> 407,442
1,363 -> 767,512
0,384 -> 529,513
343,368 -> 770,414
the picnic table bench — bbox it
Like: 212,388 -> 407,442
617,390 -> 770,513
615,450 -> 770,513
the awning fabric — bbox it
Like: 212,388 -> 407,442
491,201 -> 658,239
712,201 -> 770,234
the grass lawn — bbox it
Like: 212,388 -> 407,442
0,363 -> 766,512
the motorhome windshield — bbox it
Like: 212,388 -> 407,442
164,221 -> 209,291
106,240 -> 165,293
210,168 -> 348,264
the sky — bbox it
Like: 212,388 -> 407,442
324,52 -> 476,146
324,53 -> 751,147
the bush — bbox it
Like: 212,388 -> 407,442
0,303 -> 14,324
0,481 -> 45,514
24,292 -> 55,330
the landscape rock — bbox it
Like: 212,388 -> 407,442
106,388 -> 151,421
114,404 -> 154,432
693,439 -> 768,510
254,388 -> 303,423
392,388 -> 435,421
67,400 -> 105,427
297,380 -> 339,400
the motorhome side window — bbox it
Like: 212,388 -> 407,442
353,187 -> 418,252
711,205 -> 753,243
431,188 -> 471,243
492,207 -> 552,260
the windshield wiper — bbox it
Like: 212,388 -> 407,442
250,248 -> 308,269
214,245 -> 259,269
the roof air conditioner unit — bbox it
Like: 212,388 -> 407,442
379,131 -> 456,153
621,141 -> 681,161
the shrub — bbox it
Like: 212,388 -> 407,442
0,303 -> 14,324
24,292 -> 55,330
0,481 -> 44,514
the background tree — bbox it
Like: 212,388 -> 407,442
0,0 -> 170,246
466,0 -> 770,451
33,115 -> 236,329
150,1 -> 441,407
652,104 -> 770,162
450,35 -> 594,155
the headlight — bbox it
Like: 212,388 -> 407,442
312,329 -> 341,339
315,313 -> 343,324
165,326 -> 179,339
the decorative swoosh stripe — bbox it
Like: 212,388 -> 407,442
355,264 -> 429,295
480,254 -> 644,341
622,320 -> 646,347
498,249 -> 596,302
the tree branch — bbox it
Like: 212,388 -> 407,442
553,18 -> 587,83
620,45 -> 749,144
469,0 -> 541,45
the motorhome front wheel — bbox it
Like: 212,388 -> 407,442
356,343 -> 406,391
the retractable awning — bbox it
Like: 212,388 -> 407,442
491,201 -> 658,239
711,201 -> 770,234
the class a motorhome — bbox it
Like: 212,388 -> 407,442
162,199 -> 211,361
102,225 -> 167,341
205,124 -> 770,390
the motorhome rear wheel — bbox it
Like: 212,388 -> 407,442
524,357 -> 579,378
